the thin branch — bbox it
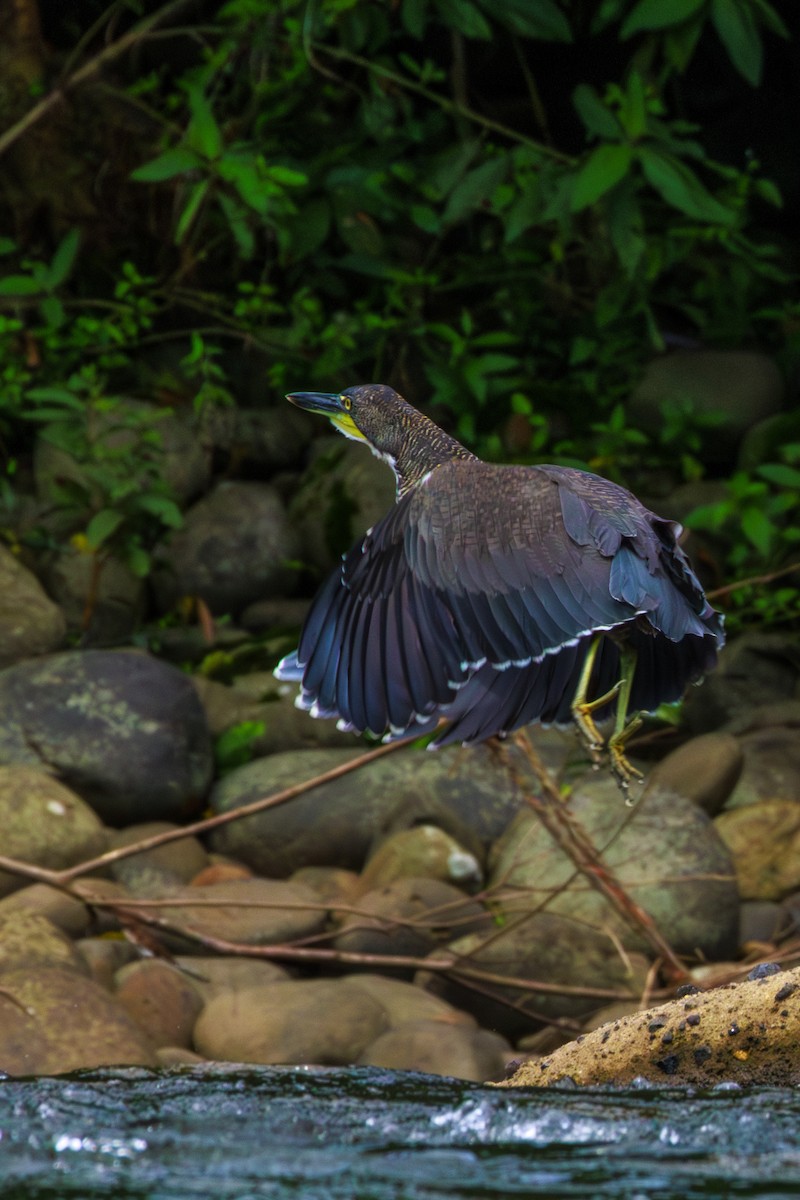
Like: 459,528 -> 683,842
0,738 -> 409,886
510,732 -> 688,983
0,0 -> 198,161
707,560 -> 800,601
312,41 -> 573,163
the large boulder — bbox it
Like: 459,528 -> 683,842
0,649 -> 213,825
152,481 -> 301,615
488,774 -> 740,961
207,742 -> 536,877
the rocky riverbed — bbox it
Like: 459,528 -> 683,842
0,349 -> 798,1083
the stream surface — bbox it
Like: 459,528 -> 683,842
0,1066 -> 799,1199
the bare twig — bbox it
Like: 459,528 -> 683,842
0,0 -> 197,161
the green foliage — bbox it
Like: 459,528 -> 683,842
214,720 -> 266,773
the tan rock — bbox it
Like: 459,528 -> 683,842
174,955 -> 290,1002
0,882 -> 90,937
192,978 -> 390,1064
160,878 -> 325,949
715,799 -> 800,900
0,909 -> 88,975
0,765 -> 108,898
345,974 -> 475,1028
646,732 -> 743,815
359,1019 -> 510,1081
75,935 -> 138,988
115,959 -> 204,1048
501,965 -> 800,1088
0,965 -> 157,1074
0,544 -> 66,667
358,825 -> 482,894
108,821 -> 209,895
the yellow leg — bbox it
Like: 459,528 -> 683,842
572,636 -> 644,792
606,645 -> 644,793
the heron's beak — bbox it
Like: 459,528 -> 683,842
286,391 -> 364,441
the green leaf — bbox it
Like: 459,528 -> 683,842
265,165 -> 307,188
0,274 -> 42,297
741,505 -> 774,556
401,0 -> 427,38
175,179 -> 212,245
26,386 -> 86,409
572,85 -> 622,140
131,148 -> 201,183
135,494 -> 183,527
126,545 -> 152,577
638,147 -> 735,224
46,228 -> 80,289
757,463 -> 800,489
755,178 -> 783,207
433,0 -> 491,39
0,237 -> 16,255
621,0 -> 705,37
186,86 -> 223,160
711,0 -> 762,85
570,143 -> 633,211
218,193 -> 255,259
86,509 -> 125,550
442,157 -> 507,223
486,0 -> 571,40
750,0 -> 789,37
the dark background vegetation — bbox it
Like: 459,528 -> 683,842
0,0 -> 798,632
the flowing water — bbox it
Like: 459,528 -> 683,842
1,1066 -> 799,1199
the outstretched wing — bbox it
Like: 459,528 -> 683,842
277,460 -> 723,740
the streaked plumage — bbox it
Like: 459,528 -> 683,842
276,384 -> 724,780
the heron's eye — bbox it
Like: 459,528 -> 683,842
341,395 -> 352,411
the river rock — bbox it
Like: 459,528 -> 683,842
416,913 -> 650,1038
715,800 -> 800,900
0,544 -> 66,666
344,973 -> 476,1028
0,764 -> 107,898
357,826 -> 482,894
201,403 -> 311,472
0,883 -> 91,937
0,909 -> 88,974
288,438 -> 396,573
42,546 -> 146,643
159,878 -> 325,950
173,955 -> 291,1002
208,742 -> 533,877
76,936 -> 138,988
194,672 -> 356,754
359,1019 -> 511,1081
290,866 -> 361,906
0,649 -> 213,825
683,633 -> 800,734
333,877 -> 490,969
645,732 -> 743,816
629,349 -> 785,464
107,822 -> 209,895
152,481 -> 301,615
114,959 -> 204,1048
724,719 -> 800,809
0,965 -> 157,1074
192,978 -> 390,1064
488,774 -> 740,960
